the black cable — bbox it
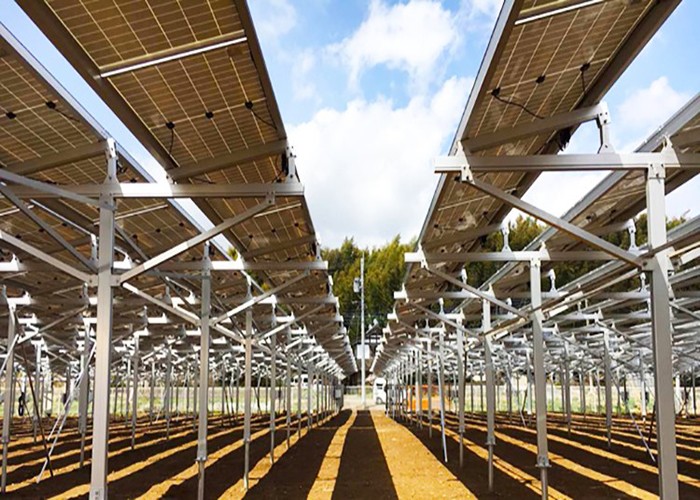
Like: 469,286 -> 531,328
491,92 -> 544,120
168,127 -> 175,155
245,101 -> 278,132
54,107 -> 81,124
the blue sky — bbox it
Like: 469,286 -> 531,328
2,1 -> 699,249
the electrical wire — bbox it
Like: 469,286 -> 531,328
491,93 -> 544,120
250,107 -> 278,131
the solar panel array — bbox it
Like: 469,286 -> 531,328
2,0 -> 356,380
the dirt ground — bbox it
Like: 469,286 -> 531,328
3,409 -> 700,498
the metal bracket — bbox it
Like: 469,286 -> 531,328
596,103 -> 613,153
648,162 -> 666,180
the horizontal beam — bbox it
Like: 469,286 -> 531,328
4,142 -> 106,176
3,182 -> 304,199
462,104 -> 607,153
169,140 -> 288,181
434,151 -> 700,174
406,250 -> 616,263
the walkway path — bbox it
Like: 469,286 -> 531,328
245,409 -> 474,499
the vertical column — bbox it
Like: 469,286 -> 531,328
165,346 -> 172,438
417,348 -> 423,428
437,328 -> 448,463
297,358 -> 302,435
79,326 -> 91,467
131,331 -> 139,450
483,300 -> 496,492
197,247 -> 211,500
603,330 -> 613,450
639,351 -> 647,420
149,359 -> 155,424
646,161 -> 679,499
530,258 -> 549,500
286,330 -> 292,447
89,140 -> 116,500
243,309 -> 253,490
456,320 -> 466,468
563,347 -> 571,435
307,361 -> 313,429
427,336 -> 433,438
269,324 -> 276,464
360,255 -> 366,408
1,303 -> 16,493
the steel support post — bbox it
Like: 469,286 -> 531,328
530,259 -> 549,499
580,372 -> 586,419
564,348 -> 571,435
646,162 -> 679,499
197,248 -> 211,500
125,358 -> 131,425
34,344 -> 42,440
639,352 -> 647,421
131,332 -> 139,450
286,331 -> 292,447
360,255 -> 366,408
693,366 -> 697,417
307,362 -> 313,429
89,141 -> 116,500
437,328 -> 448,463
1,304 -> 16,493
417,348 -> 423,429
297,359 -> 302,436
427,336 -> 433,437
456,321 -> 466,468
269,329 -> 276,464
243,309 -> 253,490
483,300 -> 496,491
79,330 -> 91,467
603,330 -> 613,449
149,359 -> 155,424
165,347 -> 172,438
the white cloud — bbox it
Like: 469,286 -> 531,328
249,0 -> 297,42
328,0 -> 459,88
462,0 -> 503,19
290,76 -> 473,247
615,76 -> 690,152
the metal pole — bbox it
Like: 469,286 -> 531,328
437,328 -> 448,463
360,254 -> 366,408
165,346 -> 172,438
297,359 -> 302,436
484,300 -> 495,492
149,358 -> 155,424
131,331 -> 139,450
564,347 -> 571,435
243,309 -> 253,490
286,330 -> 292,447
646,161 -> 679,499
640,351 -> 647,421
456,320 -> 465,468
89,140 -> 116,499
197,247 -> 211,500
603,330 -> 613,450
79,328 -> 91,467
1,303 -> 16,493
307,361 -> 313,429
427,336 -> 433,438
417,347 -> 423,428
530,259 -> 549,500
269,327 -> 276,464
